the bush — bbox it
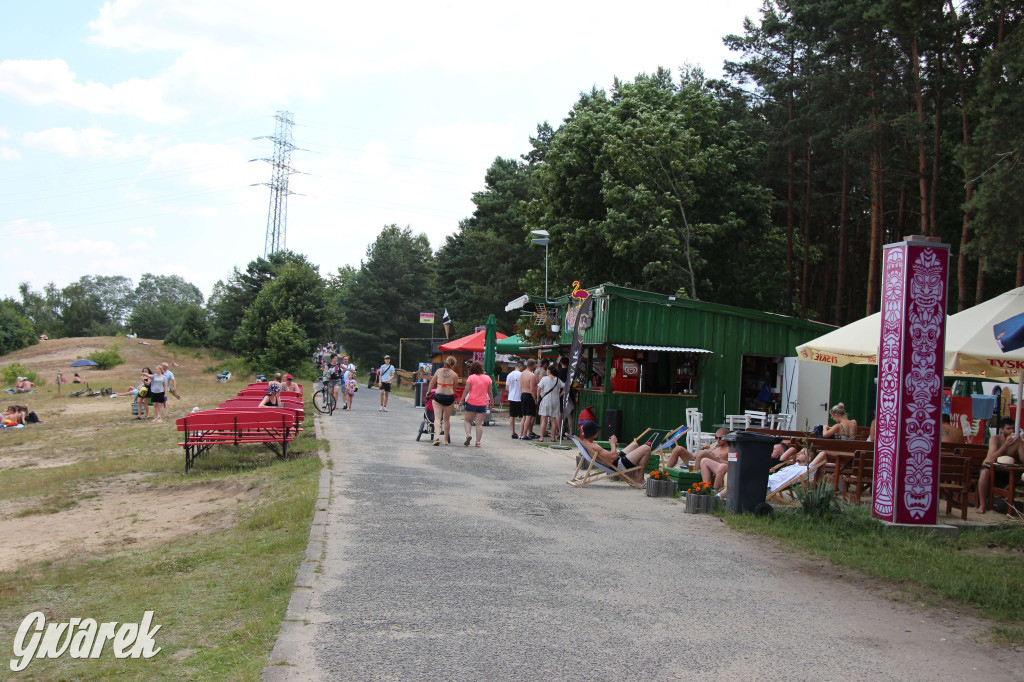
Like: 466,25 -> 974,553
258,319 -> 310,376
795,480 -> 841,518
87,344 -> 125,370
1,363 -> 40,386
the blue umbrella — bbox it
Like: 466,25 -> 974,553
69,359 -> 99,367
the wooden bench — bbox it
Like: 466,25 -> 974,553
176,409 -> 297,473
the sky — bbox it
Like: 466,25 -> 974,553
0,0 -> 765,302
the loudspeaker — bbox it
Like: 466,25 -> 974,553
602,409 -> 622,440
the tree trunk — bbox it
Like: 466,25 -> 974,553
802,140 -> 812,317
786,50 -> 796,311
898,182 -> 908,237
835,147 -> 850,324
1018,251 -> 1024,288
931,47 -> 942,239
976,256 -> 985,303
912,32 -> 930,236
949,0 -> 973,311
867,79 -> 883,316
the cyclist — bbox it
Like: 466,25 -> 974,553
323,353 -> 343,410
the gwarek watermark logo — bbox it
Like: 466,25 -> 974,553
10,611 -> 161,672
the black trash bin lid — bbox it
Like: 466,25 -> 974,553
722,431 -> 781,445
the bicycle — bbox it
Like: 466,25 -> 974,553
312,376 -> 338,415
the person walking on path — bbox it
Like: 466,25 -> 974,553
428,356 -> 459,445
461,361 -> 492,447
378,355 -> 396,411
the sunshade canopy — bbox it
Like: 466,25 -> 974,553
69,359 -> 99,367
945,286 -> 1024,377
438,329 -> 508,354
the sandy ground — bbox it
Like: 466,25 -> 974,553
1,337 -> 257,573
0,475 -> 256,571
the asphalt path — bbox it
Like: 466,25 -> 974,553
264,394 -> 1023,681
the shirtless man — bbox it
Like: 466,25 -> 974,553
579,421 -> 651,485
941,413 -> 965,444
664,427 -> 730,471
518,358 -> 540,440
13,377 -> 34,393
976,417 -> 1024,513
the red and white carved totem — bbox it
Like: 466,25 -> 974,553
872,237 -> 950,524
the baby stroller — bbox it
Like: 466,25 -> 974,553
416,388 -> 439,442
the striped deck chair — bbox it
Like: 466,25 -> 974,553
567,436 -> 643,489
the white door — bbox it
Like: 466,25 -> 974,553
782,357 -> 832,432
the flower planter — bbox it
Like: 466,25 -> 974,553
645,478 -> 677,498
685,494 -> 720,514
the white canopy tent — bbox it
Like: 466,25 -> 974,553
944,286 -> 1024,432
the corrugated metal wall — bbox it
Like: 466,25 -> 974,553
561,286 -> 881,438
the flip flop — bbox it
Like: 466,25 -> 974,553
475,443 -> 481,448
464,436 -> 472,446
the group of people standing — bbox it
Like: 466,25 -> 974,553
505,357 -> 568,442
133,362 -> 179,423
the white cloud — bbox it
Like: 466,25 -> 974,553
0,58 -> 186,123
21,127 -> 163,159
0,128 -> 9,139
0,146 -> 21,161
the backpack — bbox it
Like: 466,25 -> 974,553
25,411 -> 40,423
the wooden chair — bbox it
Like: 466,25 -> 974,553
939,454 -> 971,520
772,413 -> 794,430
567,436 -> 643,489
650,424 -> 689,462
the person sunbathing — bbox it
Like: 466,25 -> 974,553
72,373 -> 83,384
664,427 -> 729,471
578,421 -> 651,485
766,449 -> 826,492
13,377 -> 34,393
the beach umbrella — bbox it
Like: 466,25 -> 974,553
438,329 -> 508,354
69,359 -> 99,368
944,286 -> 1024,431
796,312 -> 1004,379
795,313 -> 881,367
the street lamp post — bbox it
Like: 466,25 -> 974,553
530,230 -> 550,303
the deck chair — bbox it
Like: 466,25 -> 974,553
764,459 -> 827,505
651,424 -> 689,459
567,436 -> 643,489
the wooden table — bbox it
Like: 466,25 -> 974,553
989,463 -> 1024,516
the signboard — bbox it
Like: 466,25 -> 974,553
419,312 -> 435,324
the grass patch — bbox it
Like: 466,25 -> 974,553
0,456 -> 319,680
725,505 -> 1024,642
0,340 -> 323,679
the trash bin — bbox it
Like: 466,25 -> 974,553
723,431 -> 780,514
414,382 -> 425,408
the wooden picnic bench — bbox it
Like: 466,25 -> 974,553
176,409 -> 298,473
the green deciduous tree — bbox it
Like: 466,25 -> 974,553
435,157 -> 539,336
259,318 -> 311,376
0,299 -> 38,355
234,261 -> 329,365
340,225 -> 436,368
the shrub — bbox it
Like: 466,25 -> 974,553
87,344 -> 125,370
794,480 -> 841,519
1,363 -> 40,386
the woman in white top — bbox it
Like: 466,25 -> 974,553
536,366 -> 564,441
